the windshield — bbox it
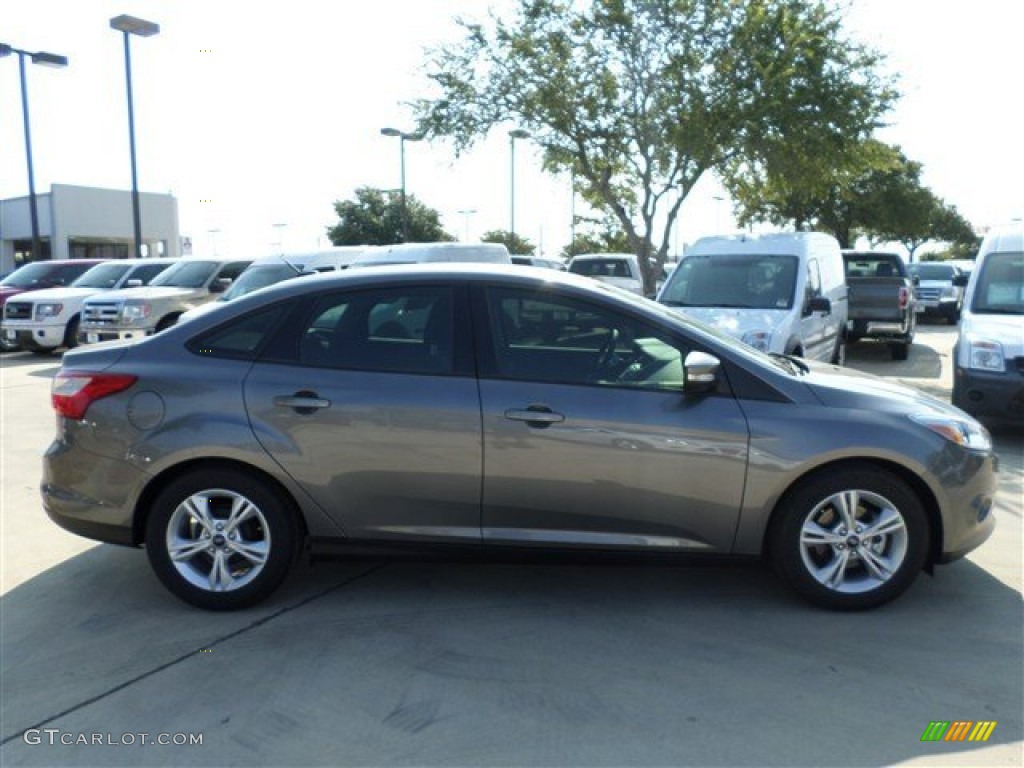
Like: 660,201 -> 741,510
909,263 -> 955,280
569,258 -> 633,278
222,264 -> 299,300
660,254 -> 798,309
0,262 -> 62,289
150,260 -> 219,288
970,252 -> 1023,315
72,263 -> 132,289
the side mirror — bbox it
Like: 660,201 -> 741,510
124,279 -> 143,288
911,274 -> 921,286
684,351 -> 720,394
953,273 -> 969,287
209,278 -> 232,294
806,296 -> 831,315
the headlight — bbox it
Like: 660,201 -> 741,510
741,330 -> 772,352
967,339 -> 1005,372
910,413 -> 992,451
34,303 -> 63,320
121,302 -> 152,323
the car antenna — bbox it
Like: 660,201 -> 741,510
277,254 -> 303,275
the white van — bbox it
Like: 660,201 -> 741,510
350,242 -> 511,267
657,232 -> 848,363
952,222 -> 1024,424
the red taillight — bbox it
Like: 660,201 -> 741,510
898,286 -> 910,309
51,372 -> 138,420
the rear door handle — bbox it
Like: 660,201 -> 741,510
274,391 -> 331,414
504,405 -> 565,427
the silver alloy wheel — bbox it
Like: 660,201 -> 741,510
798,489 -> 908,594
165,488 -> 271,593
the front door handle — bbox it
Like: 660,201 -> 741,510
274,391 -> 331,415
504,405 -> 565,427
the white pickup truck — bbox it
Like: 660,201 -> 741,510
78,258 -> 252,345
2,258 -> 175,354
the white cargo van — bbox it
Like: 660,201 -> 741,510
657,232 -> 847,363
952,222 -> 1024,424
349,242 -> 511,267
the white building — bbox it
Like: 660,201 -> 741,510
0,184 -> 180,272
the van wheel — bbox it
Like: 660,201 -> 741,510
145,469 -> 298,610
770,467 -> 929,610
830,336 -> 846,366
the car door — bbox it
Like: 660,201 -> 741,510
799,257 -> 831,360
244,283 -> 483,543
474,284 -> 749,553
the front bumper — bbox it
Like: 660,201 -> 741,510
952,364 -> 1024,423
4,323 -> 65,351
935,447 -> 998,563
78,325 -> 155,344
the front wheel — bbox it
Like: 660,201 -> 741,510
145,469 -> 298,610
769,467 -> 929,610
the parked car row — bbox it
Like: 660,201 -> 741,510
0,242 -> 518,354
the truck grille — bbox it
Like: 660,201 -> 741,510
916,287 -> 941,301
82,302 -> 121,326
4,302 -> 32,320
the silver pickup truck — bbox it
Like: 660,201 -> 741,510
78,258 -> 251,344
842,251 -> 917,361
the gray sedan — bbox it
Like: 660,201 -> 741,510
43,265 -> 997,610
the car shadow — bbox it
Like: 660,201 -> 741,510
1,542 -> 1020,766
846,333 -> 946,380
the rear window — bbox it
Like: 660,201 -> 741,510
908,263 -> 956,280
569,259 -> 633,278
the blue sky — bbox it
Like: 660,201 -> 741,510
2,0 -> 1022,259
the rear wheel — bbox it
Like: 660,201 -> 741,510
890,339 -> 911,361
770,467 -> 929,610
145,469 -> 298,610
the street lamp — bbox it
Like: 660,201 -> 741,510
110,14 -> 160,259
0,43 -> 69,263
457,208 -> 477,242
380,127 -> 423,242
508,128 -> 530,240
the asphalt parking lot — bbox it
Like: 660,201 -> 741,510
1,323 -> 1021,767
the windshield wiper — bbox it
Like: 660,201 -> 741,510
769,353 -> 810,375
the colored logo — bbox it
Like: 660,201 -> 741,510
921,721 -> 996,742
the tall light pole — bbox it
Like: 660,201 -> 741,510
110,14 -> 159,259
508,129 -> 530,241
380,127 -> 423,243
457,208 -> 477,242
1,43 -> 69,263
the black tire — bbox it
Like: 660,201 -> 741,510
63,316 -> 80,350
155,315 -> 179,333
145,468 -> 298,610
890,340 -> 910,361
769,466 -> 929,610
830,335 -> 846,366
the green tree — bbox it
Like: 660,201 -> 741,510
481,229 -> 536,255
327,186 -> 454,246
414,0 -> 895,293
560,215 -> 633,259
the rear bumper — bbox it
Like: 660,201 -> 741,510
41,435 -> 147,546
